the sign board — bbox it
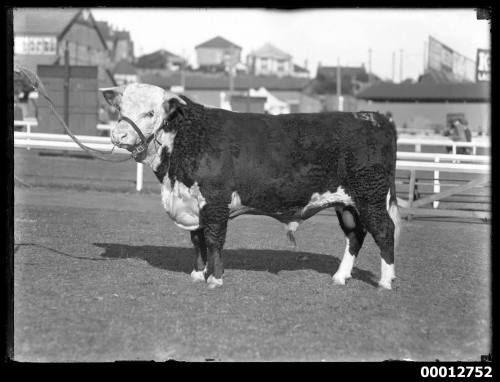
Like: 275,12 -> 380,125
476,49 -> 491,82
428,36 -> 475,82
14,36 -> 57,55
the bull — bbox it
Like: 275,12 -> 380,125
101,83 -> 400,290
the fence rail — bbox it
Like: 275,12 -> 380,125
14,128 -> 490,221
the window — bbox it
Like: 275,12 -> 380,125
260,58 -> 268,71
277,59 -> 286,72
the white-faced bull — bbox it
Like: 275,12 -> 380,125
101,84 -> 401,290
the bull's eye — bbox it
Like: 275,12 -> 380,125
145,110 -> 154,118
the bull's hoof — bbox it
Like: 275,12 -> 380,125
190,269 -> 206,283
377,280 -> 392,290
206,275 -> 223,289
332,273 -> 351,285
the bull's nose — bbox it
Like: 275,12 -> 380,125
111,131 -> 128,145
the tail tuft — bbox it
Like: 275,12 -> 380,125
386,190 -> 401,248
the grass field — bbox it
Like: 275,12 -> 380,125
12,149 -> 491,361
14,185 -> 491,362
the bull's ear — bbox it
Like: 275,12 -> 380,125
162,95 -> 186,122
99,85 -> 126,108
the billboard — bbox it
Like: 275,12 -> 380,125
427,36 -> 475,82
476,49 -> 491,81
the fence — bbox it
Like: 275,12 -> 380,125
14,125 -> 490,220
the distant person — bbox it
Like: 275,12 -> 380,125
444,119 -> 468,155
385,111 -> 396,129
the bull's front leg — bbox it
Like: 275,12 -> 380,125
200,203 -> 229,289
190,229 -> 207,282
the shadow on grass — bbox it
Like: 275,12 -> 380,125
93,243 -> 379,287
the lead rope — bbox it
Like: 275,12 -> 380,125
14,65 -> 133,162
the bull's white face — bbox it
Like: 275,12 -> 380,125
100,83 -> 185,157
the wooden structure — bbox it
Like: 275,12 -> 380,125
37,65 -> 98,135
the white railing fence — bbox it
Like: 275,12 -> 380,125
14,125 -> 491,204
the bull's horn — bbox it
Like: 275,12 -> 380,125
165,91 -> 187,105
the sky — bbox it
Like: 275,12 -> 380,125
91,8 -> 490,81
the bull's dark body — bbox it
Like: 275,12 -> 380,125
158,98 -> 397,224
151,96 -> 398,286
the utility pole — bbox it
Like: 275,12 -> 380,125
399,49 -> 404,83
423,41 -> 428,73
392,51 -> 396,82
368,48 -> 372,84
63,41 -> 70,130
336,57 -> 343,111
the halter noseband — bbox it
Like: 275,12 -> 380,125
118,115 -> 158,159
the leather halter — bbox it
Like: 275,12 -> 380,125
118,115 -> 157,159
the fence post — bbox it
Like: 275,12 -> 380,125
433,157 -> 440,209
26,122 -> 31,150
407,169 -> 416,222
136,163 -> 143,192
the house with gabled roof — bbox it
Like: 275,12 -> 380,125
247,43 -> 310,78
136,49 -> 186,74
195,36 -> 242,73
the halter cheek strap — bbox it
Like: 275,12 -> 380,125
118,115 -> 157,158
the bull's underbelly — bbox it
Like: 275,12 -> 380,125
161,179 -> 355,231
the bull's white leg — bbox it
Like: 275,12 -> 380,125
332,237 -> 355,285
378,258 -> 396,290
190,266 -> 207,283
206,274 -> 223,289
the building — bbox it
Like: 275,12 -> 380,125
247,43 -> 310,78
113,59 -> 138,85
136,49 -> 186,74
140,71 -> 321,113
195,36 -> 242,73
13,7 -> 116,122
312,65 -> 380,111
96,21 -> 135,64
356,81 -> 490,135
247,43 -> 293,77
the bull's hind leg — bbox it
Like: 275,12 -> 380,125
190,229 -> 207,282
200,204 -> 229,289
332,206 -> 367,285
358,201 -> 396,290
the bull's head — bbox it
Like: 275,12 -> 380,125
100,83 -> 186,167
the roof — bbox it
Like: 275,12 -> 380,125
14,8 -> 108,50
293,64 -> 309,73
317,66 -> 371,82
136,49 -> 184,69
113,59 -> 137,75
251,43 -> 292,60
356,82 -> 490,102
195,36 -> 241,50
95,20 -> 112,40
141,72 -> 311,91
14,8 -> 81,36
114,30 -> 130,40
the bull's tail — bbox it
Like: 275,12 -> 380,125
387,182 -> 401,249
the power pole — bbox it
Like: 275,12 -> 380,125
63,41 -> 70,130
423,41 -> 428,73
336,57 -> 343,111
399,49 -> 404,83
392,51 -> 396,82
368,48 -> 372,84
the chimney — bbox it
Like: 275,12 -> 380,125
304,59 -> 308,70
